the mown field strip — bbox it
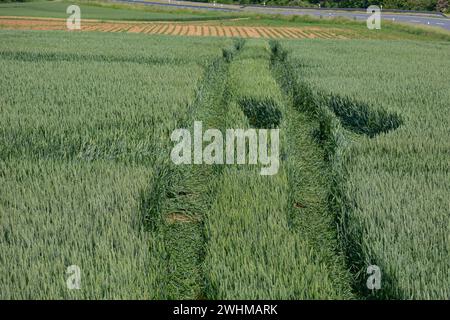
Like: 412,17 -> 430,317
0,17 -> 348,39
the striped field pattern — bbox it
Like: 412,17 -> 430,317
0,16 -> 348,39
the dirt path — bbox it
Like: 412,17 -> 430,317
0,16 -> 348,39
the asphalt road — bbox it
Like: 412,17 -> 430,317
116,0 -> 450,31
